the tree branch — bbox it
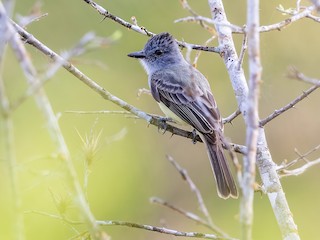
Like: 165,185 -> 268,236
280,158 -> 320,177
176,0 -> 216,34
97,220 -> 235,240
259,5 -> 316,32
11,19 -> 248,156
165,155 -> 228,236
288,66 -> 320,86
29,209 -> 231,240
260,85 -> 319,126
240,0 -> 261,239
207,0 -> 300,239
278,144 -> 320,177
150,197 -> 216,233
222,109 -> 241,124
173,5 -> 318,35
82,0 -> 220,53
260,67 -> 320,126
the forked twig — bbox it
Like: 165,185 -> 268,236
278,144 -> 320,177
165,155 -> 231,238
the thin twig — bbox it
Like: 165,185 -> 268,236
165,155 -> 230,237
177,0 -> 216,34
25,210 -> 84,225
137,87 -> 151,97
10,32 -> 105,111
222,109 -> 241,124
296,0 -> 302,12
175,15 -> 243,33
260,85 -> 320,126
16,1 -> 47,27
193,36 -> 216,67
277,144 -> 320,177
237,32 -> 247,70
260,67 -> 320,126
150,197 -> 215,232
280,157 -> 320,177
306,13 -> 320,22
173,5 -> 318,34
66,110 -> 133,115
97,220 -> 235,240
258,5 -> 316,32
288,66 -> 320,86
179,0 -> 199,16
18,13 -> 48,28
0,4 -> 25,240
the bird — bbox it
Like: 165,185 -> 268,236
128,32 -> 238,199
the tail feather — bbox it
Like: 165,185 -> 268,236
202,133 -> 238,199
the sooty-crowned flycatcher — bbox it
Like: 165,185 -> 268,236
128,32 -> 238,199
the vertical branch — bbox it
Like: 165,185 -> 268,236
0,4 -> 25,240
0,84 -> 24,240
240,0 -> 261,239
207,0 -> 300,239
207,1 -> 249,113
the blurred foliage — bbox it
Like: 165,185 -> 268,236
1,0 -> 320,239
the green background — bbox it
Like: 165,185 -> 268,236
1,0 -> 320,239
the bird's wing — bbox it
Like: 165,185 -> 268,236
150,69 -> 222,134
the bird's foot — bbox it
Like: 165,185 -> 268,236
191,129 -> 198,144
156,116 -> 172,134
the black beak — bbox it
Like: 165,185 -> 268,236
127,50 -> 146,59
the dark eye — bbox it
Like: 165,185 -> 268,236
155,49 -> 163,55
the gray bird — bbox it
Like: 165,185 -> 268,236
128,32 -> 238,199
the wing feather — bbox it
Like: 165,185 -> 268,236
150,68 -> 222,134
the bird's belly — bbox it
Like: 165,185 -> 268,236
158,102 -> 187,125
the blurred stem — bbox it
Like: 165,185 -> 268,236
0,3 -> 107,239
0,107 -> 24,240
0,3 -> 24,240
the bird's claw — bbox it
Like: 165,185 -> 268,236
157,117 -> 172,134
191,129 -> 198,144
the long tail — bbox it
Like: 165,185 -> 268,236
202,133 -> 238,199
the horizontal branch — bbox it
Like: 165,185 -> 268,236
27,208 -> 235,239
97,220 -> 236,240
10,20 -> 247,154
65,110 -> 134,115
175,5 -> 318,34
258,5 -> 316,32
